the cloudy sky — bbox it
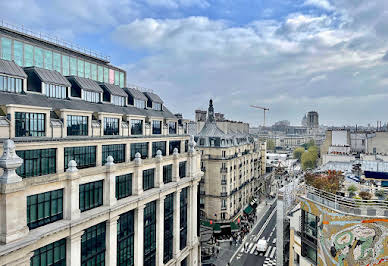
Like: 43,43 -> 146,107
1,0 -> 388,126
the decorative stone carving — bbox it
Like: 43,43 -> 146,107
188,135 -> 197,153
156,150 -> 163,161
105,155 -> 115,166
134,152 -> 142,165
66,160 -> 78,173
173,148 -> 179,156
0,139 -> 23,184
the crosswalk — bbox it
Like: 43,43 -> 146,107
239,237 -> 277,260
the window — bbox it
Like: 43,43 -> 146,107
24,44 -> 33,67
169,141 -> 181,155
84,61 -> 91,79
163,164 -> 173,184
15,112 -> 45,137
104,117 -> 119,135
302,210 -> 318,238
164,193 -> 174,263
179,161 -> 187,178
115,71 -> 120,86
144,201 -> 156,266
152,141 -> 166,157
134,99 -> 145,109
152,120 -> 162,135
153,102 -> 162,111
104,67 -> 109,83
221,199 -> 226,208
143,168 -> 155,191
180,187 -> 188,250
117,210 -> 134,266
31,238 -> 66,266
116,173 -> 132,200
79,180 -> 103,212
70,57 -> 77,76
81,222 -> 106,266
53,52 -> 61,73
67,115 -> 88,136
102,144 -> 125,164
27,189 -> 63,229
130,119 -> 143,135
82,90 -> 100,103
91,64 -> 97,81
14,41 -> 23,66
44,49 -> 53,70
34,47 -> 44,67
78,59 -> 84,77
64,146 -> 96,170
168,122 -> 177,134
16,148 -> 56,178
112,95 -> 125,106
62,55 -> 69,76
1,37 -> 11,60
45,83 -> 66,99
120,72 -> 125,88
130,142 -> 148,160
98,65 -> 104,82
304,245 -> 317,264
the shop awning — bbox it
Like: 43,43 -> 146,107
230,222 -> 239,232
213,224 -> 221,233
244,205 -> 253,215
200,220 -> 212,228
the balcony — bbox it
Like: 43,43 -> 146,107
220,192 -> 228,197
221,180 -> 227,185
220,167 -> 227,173
200,190 -> 205,195
221,206 -> 227,211
209,154 -> 237,160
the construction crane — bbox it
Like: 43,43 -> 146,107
250,105 -> 269,127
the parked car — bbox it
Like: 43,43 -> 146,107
256,239 -> 268,256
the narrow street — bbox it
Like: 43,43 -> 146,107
230,201 -> 277,266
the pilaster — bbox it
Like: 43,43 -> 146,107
104,156 -> 117,207
64,160 -> 80,220
106,216 -> 120,266
134,205 -> 145,266
66,230 -> 84,266
133,153 -> 143,195
156,196 -> 166,266
173,189 -> 181,258
155,150 -> 164,188
172,148 -> 180,182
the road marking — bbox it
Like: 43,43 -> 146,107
249,243 -> 257,254
264,246 -> 272,257
273,238 -> 276,244
270,247 -> 276,258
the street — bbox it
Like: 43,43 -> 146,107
230,201 -> 277,266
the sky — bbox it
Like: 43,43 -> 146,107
1,0 -> 388,127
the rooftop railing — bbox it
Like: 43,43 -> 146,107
299,184 -> 388,217
0,19 -> 110,62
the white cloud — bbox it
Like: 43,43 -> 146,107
304,0 -> 334,11
145,0 -> 210,9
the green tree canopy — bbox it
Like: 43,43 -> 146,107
293,147 -> 305,161
301,149 -> 318,170
266,139 -> 275,151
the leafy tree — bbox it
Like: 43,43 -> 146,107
293,147 -> 305,161
375,190 -> 385,199
301,150 -> 317,170
359,191 -> 372,200
347,185 -> 357,197
305,172 -> 344,193
266,139 -> 275,151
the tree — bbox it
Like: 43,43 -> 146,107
266,139 -> 275,151
301,150 -> 318,170
359,191 -> 372,200
347,185 -> 357,197
293,147 -> 305,161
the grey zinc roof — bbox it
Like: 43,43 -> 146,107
25,67 -> 71,87
100,83 -> 127,97
0,91 -> 177,119
198,122 -> 226,137
124,87 -> 148,101
144,92 -> 163,104
0,59 -> 27,78
67,76 -> 103,93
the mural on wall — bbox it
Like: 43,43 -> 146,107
300,199 -> 388,266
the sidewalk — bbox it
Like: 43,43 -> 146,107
204,199 -> 276,266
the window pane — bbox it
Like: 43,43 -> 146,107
109,69 -> 114,84
34,47 -> 44,67
44,49 -> 53,70
1,37 -> 12,60
70,57 -> 77,76
114,71 -> 119,86
77,59 -> 84,77
120,72 -> 124,88
98,65 -> 103,82
104,67 -> 109,83
84,61 -> 90,79
14,40 -> 23,66
62,55 -> 69,76
91,64 -> 97,80
53,52 -> 61,73
24,44 -> 33,67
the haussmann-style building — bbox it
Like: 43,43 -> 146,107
0,22 -> 202,266
196,100 -> 266,234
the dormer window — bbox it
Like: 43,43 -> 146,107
153,102 -> 162,111
0,75 -> 23,93
82,90 -> 100,103
112,95 -> 125,107
134,99 -> 146,109
44,83 -> 66,99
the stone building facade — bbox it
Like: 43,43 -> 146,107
196,100 -> 266,227
0,24 -> 201,266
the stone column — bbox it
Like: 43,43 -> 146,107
57,147 -> 65,173
133,153 -> 143,195
173,189 -> 181,258
96,144 -> 102,167
106,216 -> 119,266
104,156 -> 117,207
156,196 -> 165,266
148,142 -> 153,159
64,160 -> 80,220
5,252 -> 33,266
155,150 -> 164,188
0,139 -> 28,244
191,182 -> 199,244
172,148 -> 180,182
66,230 -> 84,266
134,205 -> 145,266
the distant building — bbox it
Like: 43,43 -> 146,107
306,111 -> 319,128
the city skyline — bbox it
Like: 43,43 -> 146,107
1,1 -> 388,126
